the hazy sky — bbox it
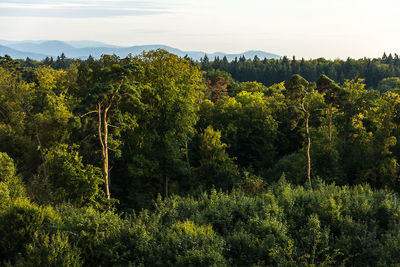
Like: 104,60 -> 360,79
0,0 -> 399,59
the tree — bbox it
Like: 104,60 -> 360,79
205,69 -> 235,97
229,81 -> 267,96
377,77 -> 400,93
0,198 -> 60,263
37,144 -> 104,207
284,75 -> 314,185
0,64 -> 74,179
337,79 -> 379,184
197,91 -> 278,175
196,126 -> 239,190
207,77 -> 229,102
78,55 -> 139,200
0,152 -> 25,201
316,74 -> 345,143
132,49 -> 204,198
200,54 -> 211,71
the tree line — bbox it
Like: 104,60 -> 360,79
16,52 -> 400,91
200,52 -> 400,90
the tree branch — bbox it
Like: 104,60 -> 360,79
105,83 -> 122,114
80,110 -> 98,118
97,102 -> 105,156
107,124 -> 119,128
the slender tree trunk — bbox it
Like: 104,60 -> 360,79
185,136 -> 192,178
302,102 -> 311,186
98,102 -> 111,199
305,113 -> 311,185
103,108 -> 111,200
329,104 -> 332,144
97,85 -> 121,200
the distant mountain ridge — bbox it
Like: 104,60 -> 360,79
0,40 -> 281,61
0,44 -> 49,60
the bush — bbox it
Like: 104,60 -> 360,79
15,232 -> 82,267
158,220 -> 226,266
195,126 -> 240,191
0,152 -> 16,181
36,144 -> 104,207
153,181 -> 400,266
0,152 -> 26,200
56,205 -> 156,266
0,199 -> 60,264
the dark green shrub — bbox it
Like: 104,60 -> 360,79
0,152 -> 26,200
57,205 -> 156,266
195,126 -> 240,191
38,144 -> 104,207
0,199 -> 60,264
158,220 -> 226,267
15,232 -> 82,267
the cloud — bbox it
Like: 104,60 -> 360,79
0,0 -> 174,18
0,0 -> 164,6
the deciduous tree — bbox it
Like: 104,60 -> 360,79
285,75 -> 314,185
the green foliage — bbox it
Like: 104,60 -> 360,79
285,74 -> 311,102
15,232 -> 83,267
114,49 -> 205,202
317,74 -> 345,106
56,205 -> 128,265
33,144 -> 104,207
5,53 -> 400,266
56,205 -> 156,266
309,127 -> 343,183
230,81 -> 267,96
204,69 -> 235,101
266,153 -> 306,184
0,152 -> 26,200
239,172 -> 265,194
205,69 -> 235,87
150,180 -> 400,266
197,92 -> 278,175
377,77 -> 400,93
0,151 -> 16,181
159,220 -> 226,266
133,49 -> 204,142
200,53 -> 400,89
0,198 -> 60,264
195,126 -> 239,190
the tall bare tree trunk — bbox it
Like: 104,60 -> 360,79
97,85 -> 120,200
98,102 -> 110,199
184,136 -> 192,178
329,104 -> 332,144
305,113 -> 311,185
103,108 -> 111,200
301,102 -> 311,186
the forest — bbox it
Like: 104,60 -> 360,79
1,51 -> 400,266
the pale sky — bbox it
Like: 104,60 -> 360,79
0,0 -> 399,59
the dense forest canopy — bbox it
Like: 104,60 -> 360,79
2,51 -> 400,266
200,53 -> 400,89
18,52 -> 400,90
